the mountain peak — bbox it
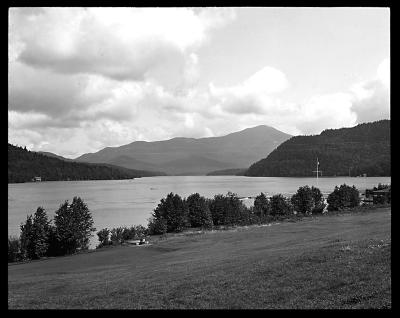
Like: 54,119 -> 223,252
75,124 -> 292,175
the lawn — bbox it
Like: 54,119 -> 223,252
8,207 -> 391,309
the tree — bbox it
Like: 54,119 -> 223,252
147,216 -> 167,235
208,194 -> 226,226
253,193 -> 270,221
8,236 -> 22,262
151,193 -> 189,233
291,186 -> 326,215
208,192 -> 250,226
54,197 -> 96,254
291,186 -> 315,215
327,184 -> 360,211
311,186 -> 326,214
186,193 -> 213,229
20,207 -> 50,260
270,194 -> 293,217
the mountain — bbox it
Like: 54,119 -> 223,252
75,125 -> 292,175
245,120 -> 390,177
8,144 -> 165,183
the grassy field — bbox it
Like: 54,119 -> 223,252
8,207 -> 391,309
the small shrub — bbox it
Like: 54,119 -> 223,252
97,228 -> 111,248
110,227 -> 124,244
122,225 -> 148,241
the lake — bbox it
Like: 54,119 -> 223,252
8,176 -> 391,248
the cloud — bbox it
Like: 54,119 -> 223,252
10,7 -> 235,83
350,58 -> 390,123
8,62 -> 111,118
8,8 -> 389,158
296,93 -> 357,134
209,66 -> 289,115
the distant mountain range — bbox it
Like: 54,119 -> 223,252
8,144 -> 165,183
245,120 -> 390,177
75,125 -> 292,175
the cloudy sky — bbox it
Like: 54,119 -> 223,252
9,7 -> 390,158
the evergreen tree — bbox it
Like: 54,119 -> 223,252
151,193 -> 189,233
270,194 -> 293,217
19,207 -> 50,259
186,193 -> 213,229
208,194 -> 226,226
254,192 -> 270,220
54,197 -> 95,254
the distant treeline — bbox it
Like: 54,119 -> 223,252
98,182 -> 389,247
245,120 -> 390,177
8,144 -> 163,183
206,168 -> 247,176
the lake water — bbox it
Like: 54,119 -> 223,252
8,176 -> 391,248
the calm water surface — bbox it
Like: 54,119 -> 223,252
8,176 -> 391,248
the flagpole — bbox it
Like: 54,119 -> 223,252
313,157 -> 321,187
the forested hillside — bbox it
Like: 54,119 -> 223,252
8,144 -> 164,183
245,120 -> 390,177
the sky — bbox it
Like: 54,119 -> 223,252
8,7 -> 390,158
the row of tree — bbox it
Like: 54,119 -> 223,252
8,197 -> 95,262
8,144 -> 161,183
8,183 -> 368,262
145,184 -> 361,235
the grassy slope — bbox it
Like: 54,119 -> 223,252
8,207 -> 391,309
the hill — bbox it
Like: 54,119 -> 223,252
75,125 -> 292,175
37,151 -> 73,161
8,207 -> 391,309
245,120 -> 390,177
8,144 -> 165,183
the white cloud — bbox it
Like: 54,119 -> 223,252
350,58 -> 390,123
8,8 -> 389,158
9,7 -> 235,83
377,58 -> 390,88
209,66 -> 289,115
296,93 -> 357,134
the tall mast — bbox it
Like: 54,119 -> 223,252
312,157 -> 321,185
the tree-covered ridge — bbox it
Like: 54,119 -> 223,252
245,120 -> 390,177
8,144 -> 164,183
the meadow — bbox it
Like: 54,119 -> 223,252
8,206 -> 391,309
